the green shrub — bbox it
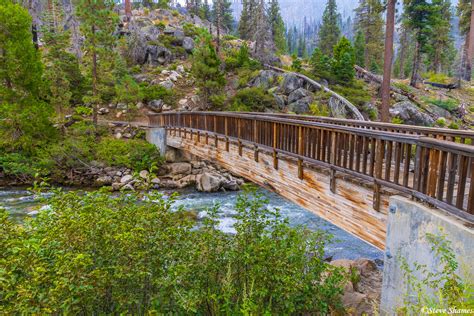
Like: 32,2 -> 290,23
309,102 -> 330,116
95,137 -> 162,171
332,80 -> 371,107
0,152 -> 48,179
230,87 -> 276,112
424,72 -> 453,85
424,97 -> 459,112
140,83 -> 175,105
209,93 -> 227,109
435,117 -> 447,127
392,117 -> 404,124
0,188 -> 345,314
448,121 -> 459,129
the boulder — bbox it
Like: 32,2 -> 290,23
145,45 -> 172,65
182,37 -> 195,52
287,96 -> 313,114
139,170 -> 149,179
249,70 -> 278,90
176,64 -> 185,73
140,25 -> 161,42
222,179 -> 240,191
168,162 -> 192,175
159,80 -> 175,89
96,175 -> 113,185
112,182 -> 123,191
288,88 -> 311,104
120,174 -> 134,184
389,101 -> 434,126
280,73 -> 304,94
273,94 -> 286,110
147,99 -> 163,112
98,107 -> 109,115
197,172 -> 225,192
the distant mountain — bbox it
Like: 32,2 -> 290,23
230,0 -> 358,28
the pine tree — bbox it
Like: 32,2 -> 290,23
381,0 -> 396,122
238,0 -> 255,40
0,0 -> 55,152
41,0 -> 84,121
353,30 -> 365,67
191,35 -> 225,107
354,0 -> 385,72
75,0 -> 118,129
457,0 -> 474,81
427,0 -> 454,74
332,36 -> 355,83
267,0 -> 287,54
310,48 -> 332,79
318,0 -> 341,56
211,0 -> 233,31
403,0 -> 432,87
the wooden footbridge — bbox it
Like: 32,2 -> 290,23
149,112 -> 474,250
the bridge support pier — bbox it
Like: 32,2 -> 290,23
380,196 -> 474,314
146,127 -> 168,157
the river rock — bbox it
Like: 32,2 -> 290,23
139,170 -> 149,179
389,101 -> 434,126
288,88 -> 311,104
197,172 -> 225,192
222,179 -> 240,191
168,162 -> 192,175
280,73 -> 304,94
96,175 -> 113,185
146,45 -> 172,65
120,174 -> 134,184
159,80 -> 175,89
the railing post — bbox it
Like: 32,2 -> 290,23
225,117 -> 229,152
253,119 -> 258,162
373,139 -> 384,211
298,126 -> 304,180
273,122 -> 278,169
205,115 -> 208,145
212,115 -> 217,147
238,119 -> 242,156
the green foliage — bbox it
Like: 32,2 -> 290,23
435,117 -> 447,127
309,102 -> 330,117
332,37 -> 355,83
318,0 -> 341,56
448,121 -> 460,130
140,83 -> 175,105
230,87 -> 276,112
291,55 -> 303,72
192,34 -> 225,105
353,30 -> 365,67
399,231 -> 474,314
224,43 -> 255,71
425,72 -> 453,84
392,117 -> 404,124
95,137 -> 162,171
0,188 -> 345,314
0,152 -> 48,179
332,80 -> 371,107
268,0 -> 287,53
423,97 -> 459,112
311,48 -> 333,80
114,75 -> 143,106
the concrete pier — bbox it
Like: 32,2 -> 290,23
146,127 -> 167,156
380,196 -> 474,314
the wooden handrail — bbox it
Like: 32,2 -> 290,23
149,112 -> 474,223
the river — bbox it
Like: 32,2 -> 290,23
0,187 -> 383,265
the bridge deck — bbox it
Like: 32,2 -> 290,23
149,112 -> 474,247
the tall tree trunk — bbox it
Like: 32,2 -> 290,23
125,0 -> 132,21
216,0 -> 221,53
410,39 -> 421,87
464,0 -> 474,81
92,25 -> 98,132
381,0 -> 396,122
398,31 -> 407,79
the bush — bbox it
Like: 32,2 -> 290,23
332,80 -> 371,108
140,84 -> 175,105
0,188 -> 345,314
0,152 -> 48,179
230,87 -> 276,112
424,97 -> 459,112
424,72 -> 453,85
309,102 -> 330,116
95,137 -> 162,171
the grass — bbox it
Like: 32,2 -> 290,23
423,97 -> 459,112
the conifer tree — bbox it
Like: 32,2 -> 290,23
354,0 -> 385,71
318,0 -> 341,56
426,0 -> 454,74
0,0 -> 55,152
211,0 -> 233,31
75,0 -> 118,129
310,48 -> 332,79
457,0 -> 474,81
191,35 -> 225,107
238,0 -> 255,40
353,30 -> 365,67
332,36 -> 355,83
268,0 -> 287,54
381,0 -> 396,122
403,0 -> 432,87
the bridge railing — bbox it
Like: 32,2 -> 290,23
150,112 -> 474,222
240,112 -> 474,145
